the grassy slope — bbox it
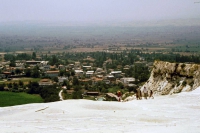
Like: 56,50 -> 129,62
0,91 -> 43,107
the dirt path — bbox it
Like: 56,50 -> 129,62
59,89 -> 64,101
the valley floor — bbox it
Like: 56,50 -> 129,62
0,88 -> 200,133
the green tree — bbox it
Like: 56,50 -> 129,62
18,80 -> 24,87
71,70 -> 75,76
53,77 -> 58,82
31,67 -> 40,78
15,68 -> 22,75
7,83 -> 12,89
0,84 -> 5,91
49,55 -> 59,66
72,90 -> 82,99
59,70 -> 66,76
32,52 -> 36,60
27,81 -> 40,94
73,77 -> 79,86
40,85 -> 60,102
10,60 -> 16,67
12,82 -> 18,91
25,68 -> 31,77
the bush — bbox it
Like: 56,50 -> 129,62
40,86 -> 60,102
72,90 -> 83,99
181,63 -> 186,69
182,80 -> 187,86
189,80 -> 194,87
0,84 -> 5,91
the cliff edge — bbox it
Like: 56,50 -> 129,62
142,60 -> 200,95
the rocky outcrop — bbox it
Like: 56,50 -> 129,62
142,60 -> 200,95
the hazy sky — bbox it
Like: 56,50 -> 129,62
0,0 -> 200,23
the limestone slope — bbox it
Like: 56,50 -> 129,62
142,60 -> 200,95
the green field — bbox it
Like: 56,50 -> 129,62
0,91 -> 44,107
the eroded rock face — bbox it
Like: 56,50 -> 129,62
142,60 -> 200,95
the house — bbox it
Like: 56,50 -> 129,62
85,71 -> 94,78
58,65 -> 65,70
15,60 -> 25,68
75,70 -> 84,77
58,77 -> 68,83
39,79 -> 53,86
50,65 -> 56,70
46,71 -> 59,77
96,75 -> 103,79
86,91 -> 99,96
106,75 -> 115,83
110,71 -> 122,78
2,72 -> 11,78
40,61 -> 49,66
82,66 -> 92,71
123,65 -> 130,70
95,68 -> 105,75
120,77 -> 135,86
74,62 -> 81,69
26,61 -> 42,66
42,65 -> 51,71
68,64 -> 74,69
26,61 -> 48,66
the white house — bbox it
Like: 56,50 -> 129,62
75,70 -> 84,77
120,77 -> 135,85
110,71 -> 122,78
85,71 -> 94,78
58,77 -> 68,83
82,66 -> 92,70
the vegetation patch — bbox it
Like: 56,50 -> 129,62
0,91 -> 43,107
182,80 -> 187,86
181,63 -> 186,69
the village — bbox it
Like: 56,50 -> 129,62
0,52 -> 152,102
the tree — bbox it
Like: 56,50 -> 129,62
13,82 -> 18,89
71,70 -> 75,76
40,85 -> 60,102
72,90 -> 83,99
73,77 -> 79,86
10,60 -> 16,67
4,54 -> 15,61
0,84 -> 5,91
49,55 -> 59,66
7,83 -> 12,89
31,67 -> 40,78
15,68 -> 22,75
59,70 -> 66,76
25,68 -> 31,77
18,80 -> 24,87
66,71 -> 70,77
32,52 -> 36,60
27,81 -> 40,94
53,77 -> 58,82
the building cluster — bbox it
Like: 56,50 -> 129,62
0,59 -> 136,87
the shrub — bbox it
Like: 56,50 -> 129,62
182,80 -> 187,86
189,80 -> 194,87
176,80 -> 180,86
181,63 -> 186,69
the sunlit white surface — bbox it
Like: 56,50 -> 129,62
1,87 -> 200,133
